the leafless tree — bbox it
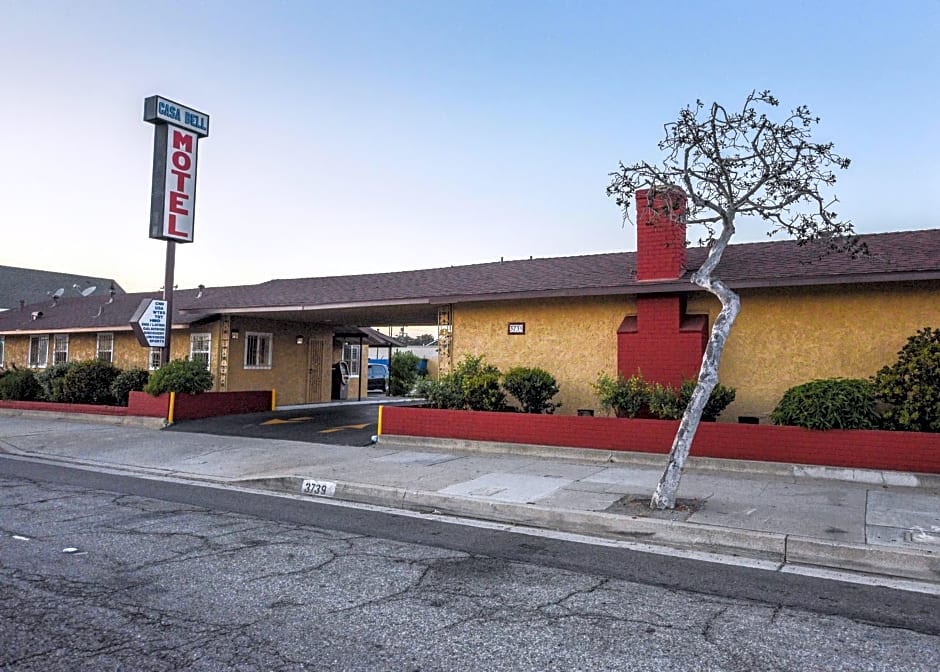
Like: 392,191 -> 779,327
608,90 -> 861,509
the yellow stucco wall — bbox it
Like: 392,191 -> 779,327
225,318 -> 334,406
687,281 -> 940,421
453,296 -> 636,414
1,329 -> 194,372
452,281 -> 940,420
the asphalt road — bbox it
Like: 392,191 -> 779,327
3,457 -> 940,671
164,399 -> 399,445
2,455 -> 939,636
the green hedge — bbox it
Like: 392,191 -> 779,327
144,359 -> 213,395
0,368 -> 42,401
771,378 -> 881,430
872,327 -> 940,432
59,360 -> 120,405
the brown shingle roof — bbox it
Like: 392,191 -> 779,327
2,228 -> 938,333
188,228 -> 940,310
0,265 -> 124,311
0,290 -> 214,333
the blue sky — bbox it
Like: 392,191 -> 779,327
1,0 -> 937,294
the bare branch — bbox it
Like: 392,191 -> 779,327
608,90 -> 858,509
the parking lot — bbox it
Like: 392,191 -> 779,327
164,399 -> 412,446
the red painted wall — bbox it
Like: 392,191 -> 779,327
381,406 -> 940,474
618,295 -> 708,387
0,400 -> 129,416
127,391 -> 170,417
2,391 -> 270,423
172,391 -> 272,421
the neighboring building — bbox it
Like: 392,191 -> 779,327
0,265 -> 124,312
2,204 -> 939,417
369,343 -> 439,379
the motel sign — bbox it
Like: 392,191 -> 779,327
143,96 -> 210,243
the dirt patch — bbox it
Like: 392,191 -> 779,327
604,494 -> 704,522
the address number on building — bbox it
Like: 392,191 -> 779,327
301,480 -> 336,497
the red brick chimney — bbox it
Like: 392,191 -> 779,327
635,188 -> 687,281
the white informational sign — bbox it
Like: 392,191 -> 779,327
130,299 -> 168,348
301,480 -> 337,497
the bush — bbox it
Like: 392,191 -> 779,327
59,360 -> 120,405
389,351 -> 421,396
416,375 -> 465,410
0,368 -> 42,401
593,373 -> 649,418
872,327 -> 940,432
144,359 -> 213,395
454,354 -> 505,411
417,354 -> 505,411
503,367 -> 560,414
648,379 -> 736,422
770,378 -> 881,430
36,362 -> 74,402
111,368 -> 151,406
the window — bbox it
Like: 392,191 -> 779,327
190,333 -> 211,370
96,333 -> 114,363
0,335 -> 4,366
53,334 -> 69,364
29,335 -> 49,368
149,348 -> 162,371
244,332 -> 272,369
343,342 -> 361,375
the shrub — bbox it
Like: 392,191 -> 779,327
454,354 -> 505,411
389,351 -> 421,396
648,379 -> 736,422
872,327 -> 940,432
111,368 -> 151,406
646,382 -> 681,420
0,368 -> 42,401
416,375 -> 465,410
144,359 -> 213,395
59,360 -> 120,405
593,373 -> 649,418
770,378 -> 881,430
36,362 -> 74,402
503,367 -> 560,414
418,354 -> 505,411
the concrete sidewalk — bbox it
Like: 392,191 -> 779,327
1,414 -> 938,584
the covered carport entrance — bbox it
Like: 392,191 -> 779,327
179,298 -> 448,407
329,327 -> 403,403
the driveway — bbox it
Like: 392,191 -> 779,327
164,399 -> 413,446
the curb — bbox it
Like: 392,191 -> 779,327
240,475 -> 939,584
786,537 -> 940,583
378,435 -> 940,490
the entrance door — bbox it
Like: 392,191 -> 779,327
306,338 -> 325,403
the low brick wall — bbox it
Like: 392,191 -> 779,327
170,391 -> 273,421
381,406 -> 940,474
127,391 -> 170,418
0,399 -> 130,417
2,391 -> 272,424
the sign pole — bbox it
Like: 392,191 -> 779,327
162,240 -> 176,366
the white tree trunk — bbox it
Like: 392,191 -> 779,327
650,223 -> 741,510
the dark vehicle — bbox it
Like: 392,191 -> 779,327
367,363 -> 389,394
